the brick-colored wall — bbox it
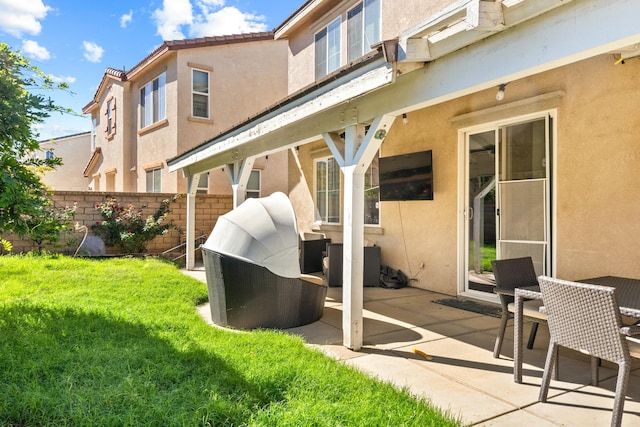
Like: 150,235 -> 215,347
0,191 -> 233,257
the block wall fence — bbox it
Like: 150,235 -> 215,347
0,191 -> 233,257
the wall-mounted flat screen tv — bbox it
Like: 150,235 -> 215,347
379,150 -> 433,201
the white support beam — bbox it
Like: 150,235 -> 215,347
225,158 -> 255,208
322,115 -> 395,350
185,172 -> 201,270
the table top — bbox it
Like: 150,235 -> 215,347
514,275 -> 640,318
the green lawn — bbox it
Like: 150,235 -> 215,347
0,255 -> 460,426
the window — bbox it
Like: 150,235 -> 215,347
140,72 -> 166,128
105,97 -> 116,138
146,168 -> 162,193
197,172 -> 209,194
315,17 -> 341,80
364,154 -> 380,225
314,155 -> 380,226
246,170 -> 261,199
91,118 -> 97,149
314,157 -> 341,223
192,69 -> 209,118
347,0 -> 381,62
45,150 -> 55,160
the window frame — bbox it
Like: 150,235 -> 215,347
314,156 -> 342,224
105,96 -> 116,139
140,72 -> 166,129
196,172 -> 209,194
313,153 -> 380,226
145,168 -> 162,193
191,68 -> 210,119
315,16 -> 342,80
246,169 -> 261,199
347,0 -> 381,63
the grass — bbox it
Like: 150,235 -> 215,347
0,254 -> 461,426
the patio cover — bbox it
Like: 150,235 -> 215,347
201,192 -> 301,278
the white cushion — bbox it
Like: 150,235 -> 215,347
507,299 -> 547,320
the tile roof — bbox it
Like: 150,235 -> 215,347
83,32 -> 274,113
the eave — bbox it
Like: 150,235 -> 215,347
83,147 -> 102,177
398,0 -> 575,63
168,51 -> 396,174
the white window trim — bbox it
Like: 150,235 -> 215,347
191,68 -> 210,120
246,169 -> 261,199
314,156 -> 342,225
145,167 -> 162,193
315,16 -> 342,80
140,72 -> 166,130
347,0 -> 381,62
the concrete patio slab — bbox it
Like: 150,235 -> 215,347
184,266 -> 640,426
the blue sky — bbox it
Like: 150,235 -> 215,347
0,0 -> 302,140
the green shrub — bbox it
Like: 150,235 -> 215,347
91,195 -> 181,253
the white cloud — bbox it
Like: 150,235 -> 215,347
195,0 -> 226,15
82,41 -> 104,63
189,6 -> 267,37
0,0 -> 51,37
49,74 -> 76,84
152,0 -> 267,41
22,39 -> 51,61
152,0 -> 193,40
120,9 -> 133,28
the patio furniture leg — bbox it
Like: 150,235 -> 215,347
591,356 -> 599,386
611,362 -> 630,427
514,293 -> 524,383
493,302 -> 509,358
527,322 -> 539,349
539,341 -> 558,402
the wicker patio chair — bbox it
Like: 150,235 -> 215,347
202,248 -> 328,330
538,276 -> 640,427
491,257 -> 546,358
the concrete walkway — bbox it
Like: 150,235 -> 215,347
182,267 -> 640,426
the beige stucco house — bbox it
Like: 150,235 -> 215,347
82,33 -> 289,198
168,0 -> 640,350
36,131 -> 92,191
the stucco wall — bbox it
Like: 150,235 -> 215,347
288,53 -> 640,296
37,133 -> 92,191
284,0 -> 459,94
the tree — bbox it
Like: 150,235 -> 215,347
0,42 -> 75,250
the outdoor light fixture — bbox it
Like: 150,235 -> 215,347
402,113 -> 408,125
496,84 -> 507,101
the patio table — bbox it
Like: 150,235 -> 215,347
513,276 -> 640,383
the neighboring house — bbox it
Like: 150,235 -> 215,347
168,0 -> 640,350
35,131 -> 92,191
82,33 -> 289,198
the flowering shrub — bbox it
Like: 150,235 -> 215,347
22,196 -> 77,252
91,195 -> 181,253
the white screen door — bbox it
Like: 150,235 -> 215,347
465,116 -> 551,295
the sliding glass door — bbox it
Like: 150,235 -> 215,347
465,116 -> 551,295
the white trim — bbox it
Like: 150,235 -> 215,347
191,67 -> 210,120
457,108 -> 558,300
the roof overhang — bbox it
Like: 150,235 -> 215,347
170,0 -> 640,177
168,51 -> 396,175
398,0 -> 576,63
83,147 -> 102,177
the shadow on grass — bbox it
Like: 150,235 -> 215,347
0,304 -> 277,425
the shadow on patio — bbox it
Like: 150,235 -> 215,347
284,286 -> 640,426
184,264 -> 640,426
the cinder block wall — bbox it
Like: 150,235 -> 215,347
0,191 -> 233,257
